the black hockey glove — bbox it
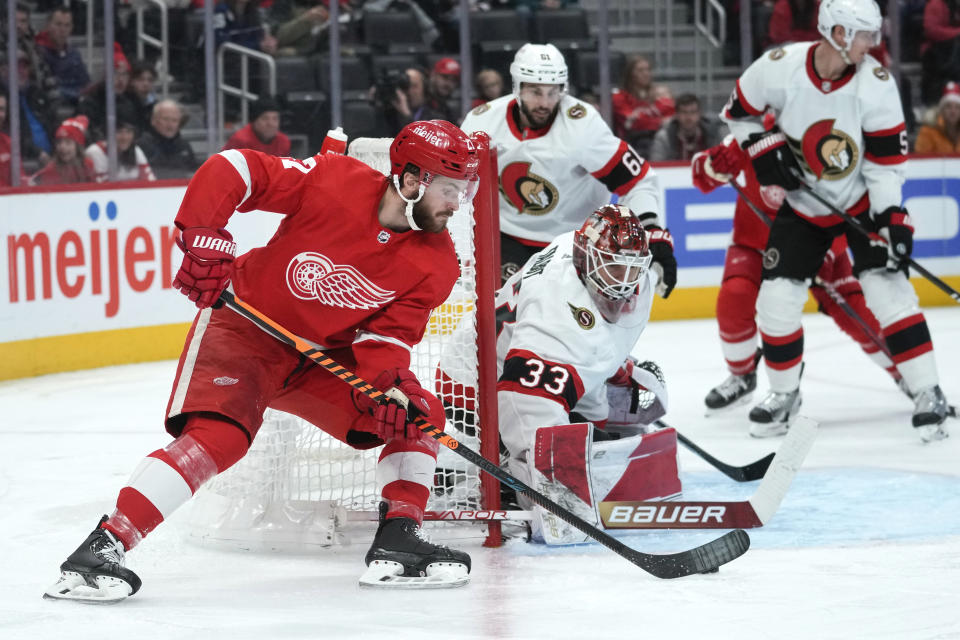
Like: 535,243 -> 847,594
743,129 -> 801,190
871,206 -> 914,272
646,226 -> 677,298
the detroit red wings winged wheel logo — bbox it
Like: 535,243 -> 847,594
286,251 -> 396,310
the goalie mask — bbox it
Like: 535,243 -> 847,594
573,205 -> 652,323
817,0 -> 882,65
389,120 -> 482,230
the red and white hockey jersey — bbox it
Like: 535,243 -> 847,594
721,42 -> 907,222
460,95 -> 662,244
487,231 -> 656,457
175,149 -> 459,382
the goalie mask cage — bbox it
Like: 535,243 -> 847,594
184,135 -> 503,550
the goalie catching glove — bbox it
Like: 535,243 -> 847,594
870,206 -> 913,272
172,226 -> 237,309
605,358 -> 668,431
355,368 -> 435,442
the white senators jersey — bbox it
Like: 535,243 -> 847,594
460,94 -> 662,243
490,232 -> 656,457
720,42 -> 907,221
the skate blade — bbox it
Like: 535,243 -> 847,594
43,571 -> 133,604
917,423 -> 949,443
704,392 -> 754,417
359,560 -> 470,589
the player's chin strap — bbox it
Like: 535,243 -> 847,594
392,175 -> 425,231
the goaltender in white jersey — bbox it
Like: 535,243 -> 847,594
460,43 -> 677,296
436,205 -> 676,544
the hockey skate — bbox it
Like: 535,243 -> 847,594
912,385 -> 950,442
748,389 -> 802,438
704,350 -> 761,412
44,516 -> 141,604
360,503 -> 471,589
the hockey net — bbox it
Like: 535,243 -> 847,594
184,135 -> 502,551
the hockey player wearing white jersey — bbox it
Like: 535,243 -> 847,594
721,0 -> 950,440
436,205 -> 675,544
460,43 -> 677,296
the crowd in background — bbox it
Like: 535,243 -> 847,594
2,0 -> 960,188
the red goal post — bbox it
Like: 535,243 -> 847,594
183,134 -> 503,549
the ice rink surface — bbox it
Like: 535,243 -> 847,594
1,307 -> 959,640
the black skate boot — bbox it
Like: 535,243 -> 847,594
44,516 -> 141,604
912,385 -> 949,442
748,389 -> 802,438
704,350 -> 761,411
360,503 -> 471,589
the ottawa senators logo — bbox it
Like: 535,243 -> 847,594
500,162 -> 560,215
471,103 -> 491,116
568,303 -> 595,329
566,103 -> 587,119
873,67 -> 889,81
790,119 -> 859,181
768,47 -> 786,60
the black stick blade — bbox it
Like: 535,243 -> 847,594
638,529 -> 751,579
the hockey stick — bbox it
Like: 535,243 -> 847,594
219,290 -> 750,578
600,416 -> 817,529
352,416 -> 814,529
793,181 -> 960,304
659,419 -> 774,482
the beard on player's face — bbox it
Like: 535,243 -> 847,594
520,99 -> 558,129
411,196 -> 454,233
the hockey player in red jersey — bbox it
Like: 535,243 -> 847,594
692,135 -> 906,415
720,0 -> 950,440
44,120 -> 483,602
460,43 -> 677,297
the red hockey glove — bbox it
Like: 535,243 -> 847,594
172,226 -> 237,309
870,206 -> 914,272
355,369 -> 433,442
743,129 -> 801,190
691,142 -> 745,194
646,225 -> 677,299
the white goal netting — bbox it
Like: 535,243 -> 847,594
184,138 -> 498,551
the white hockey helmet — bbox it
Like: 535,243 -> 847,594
817,0 -> 882,61
510,43 -> 569,99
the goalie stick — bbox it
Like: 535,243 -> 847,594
659,419 -> 775,482
219,290 -> 750,578
349,415 -> 814,529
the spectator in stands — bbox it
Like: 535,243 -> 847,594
612,55 -> 674,158
471,68 -> 505,108
765,0 -> 820,48
222,96 -> 291,156
213,0 -> 278,54
649,94 -> 726,162
426,57 -> 460,121
915,81 -> 960,154
30,115 -> 95,186
920,0 -> 960,104
268,0 -> 331,57
78,45 -> 139,143
126,60 -> 158,134
378,66 -> 452,136
0,47 -> 61,166
34,6 -> 91,103
138,99 -> 198,179
0,93 -> 28,187
85,107 -> 156,183
0,2 -> 59,99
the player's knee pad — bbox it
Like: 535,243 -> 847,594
180,413 -> 251,476
757,278 -> 808,336
858,268 -> 920,327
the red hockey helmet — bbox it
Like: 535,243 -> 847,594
573,204 -> 652,321
390,120 -> 480,182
